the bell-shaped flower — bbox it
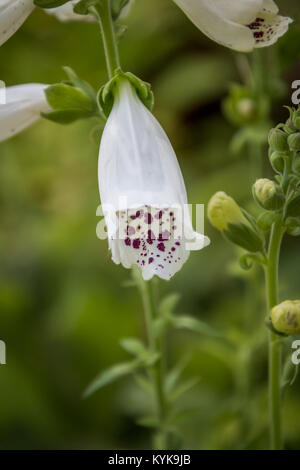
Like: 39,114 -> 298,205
98,80 -> 210,281
172,0 -> 292,52
0,83 -> 51,142
0,0 -> 93,47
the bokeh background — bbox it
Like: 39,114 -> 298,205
0,0 -> 299,450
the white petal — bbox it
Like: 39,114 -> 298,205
45,1 -> 94,22
173,0 -> 256,52
0,0 -> 34,46
0,83 -> 51,142
98,81 -> 209,280
212,0 -> 263,24
247,11 -> 293,48
262,0 -> 279,14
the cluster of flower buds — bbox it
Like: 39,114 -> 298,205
268,107 -> 300,175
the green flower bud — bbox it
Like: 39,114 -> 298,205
268,128 -> 289,152
207,192 -> 248,231
271,300 -> 300,335
235,98 -> 257,120
208,192 -> 264,252
253,179 -> 285,211
287,132 -> 300,152
269,151 -> 286,173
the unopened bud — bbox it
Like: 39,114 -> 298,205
271,300 -> 300,335
268,128 -> 289,152
207,192 -> 247,231
253,179 -> 285,211
236,98 -> 257,120
208,192 -> 263,252
287,132 -> 300,152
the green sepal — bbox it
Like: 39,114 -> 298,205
239,252 -> 267,271
97,68 -> 154,118
73,0 -> 98,15
45,83 -> 95,112
41,109 -> 93,124
43,68 -> 98,124
224,222 -> 264,253
34,0 -> 71,8
285,217 -> 300,237
265,317 -> 287,337
111,0 -> 130,21
286,193 -> 300,218
257,211 -> 281,231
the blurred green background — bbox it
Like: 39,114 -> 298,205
0,0 -> 300,450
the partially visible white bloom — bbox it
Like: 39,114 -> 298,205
0,83 -> 51,142
45,1 -> 94,23
0,0 -> 34,46
172,0 -> 292,52
98,80 -> 210,281
0,0 -> 94,46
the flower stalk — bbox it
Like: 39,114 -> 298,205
137,277 -> 168,449
264,220 -> 285,450
92,0 -> 120,79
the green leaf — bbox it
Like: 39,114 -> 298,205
34,0 -> 71,8
285,217 -> 300,237
136,416 -> 159,429
120,338 -> 146,357
169,377 -> 199,402
170,315 -> 220,339
83,360 -> 141,398
45,83 -> 95,113
159,293 -> 180,317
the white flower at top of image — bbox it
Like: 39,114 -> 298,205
0,83 -> 51,142
98,80 -> 210,281
172,0 -> 293,52
0,0 -> 35,47
0,0 -> 93,47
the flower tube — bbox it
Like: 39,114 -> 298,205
0,83 -> 51,142
172,0 -> 292,52
98,80 -> 210,280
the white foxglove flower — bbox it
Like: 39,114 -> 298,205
0,0 -> 35,46
173,0 -> 292,52
0,0 -> 93,46
98,80 -> 210,280
0,83 -> 51,142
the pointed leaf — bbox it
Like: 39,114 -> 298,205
83,360 -> 140,398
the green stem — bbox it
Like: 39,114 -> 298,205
93,0 -> 120,79
139,278 -> 168,450
264,220 -> 284,450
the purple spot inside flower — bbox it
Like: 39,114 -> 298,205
125,237 -> 131,246
157,242 -> 165,252
133,239 -> 141,249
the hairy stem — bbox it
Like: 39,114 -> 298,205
139,278 -> 168,450
93,0 -> 120,79
264,220 -> 285,450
